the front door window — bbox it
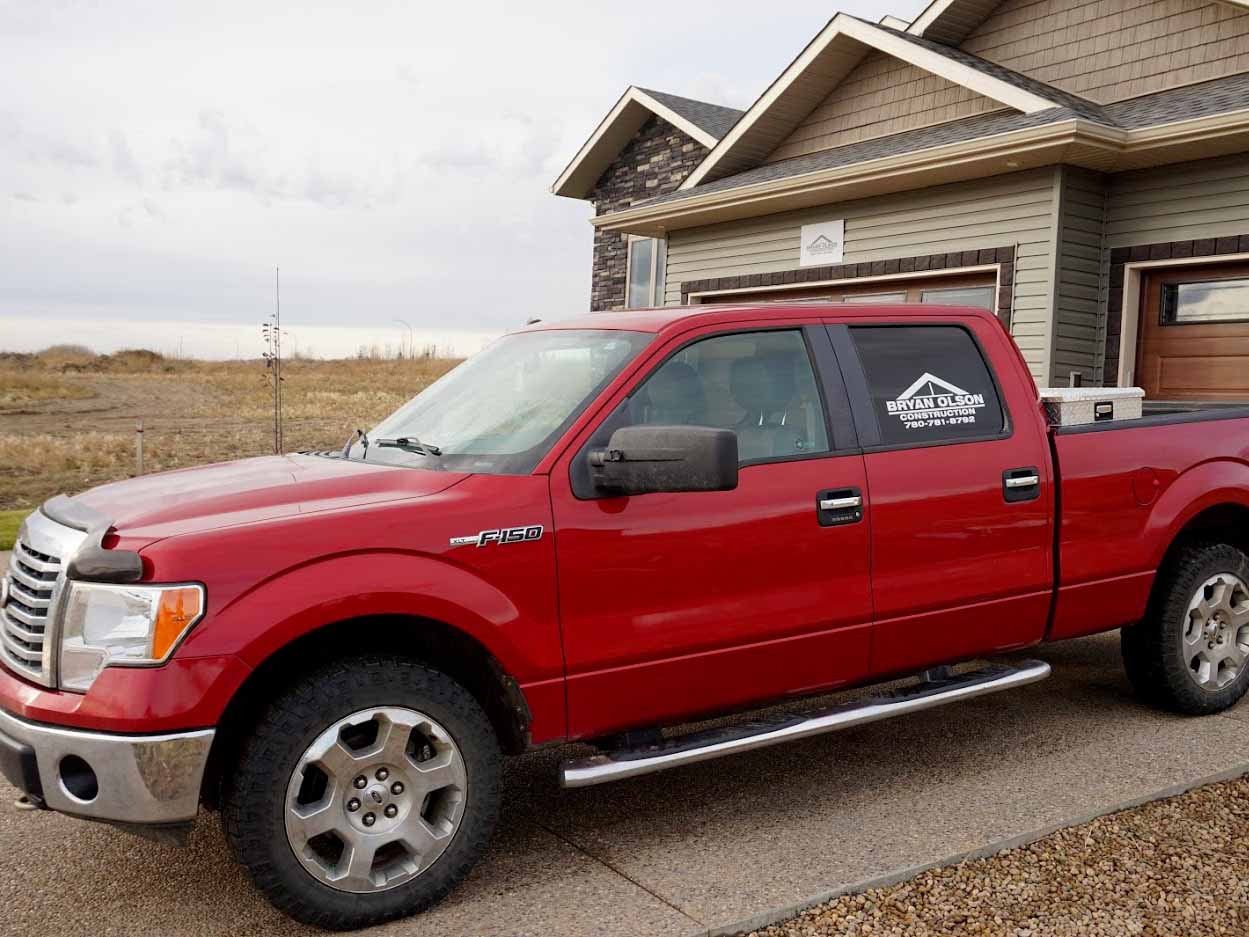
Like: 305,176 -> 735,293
627,330 -> 830,463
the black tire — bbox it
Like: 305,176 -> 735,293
1122,541 -> 1249,715
221,655 -> 501,930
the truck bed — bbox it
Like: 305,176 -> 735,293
1048,405 -> 1249,642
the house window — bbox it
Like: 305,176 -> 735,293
1161,278 -> 1249,325
921,286 -> 996,310
626,237 -> 667,308
842,292 -> 907,304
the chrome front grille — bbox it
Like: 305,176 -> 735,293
2,541 -> 60,684
1,510 -> 88,688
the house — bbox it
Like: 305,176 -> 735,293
552,0 -> 1249,400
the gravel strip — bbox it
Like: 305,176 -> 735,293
743,776 -> 1249,937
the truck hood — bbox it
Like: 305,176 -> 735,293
73,453 -> 469,543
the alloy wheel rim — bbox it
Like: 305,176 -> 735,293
1182,573 -> 1249,692
283,706 -> 467,893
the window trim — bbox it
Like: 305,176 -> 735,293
625,235 -> 666,308
829,321 -> 1015,454
569,325 -> 853,499
685,263 -> 1001,307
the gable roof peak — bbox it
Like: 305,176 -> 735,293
633,88 -> 745,141
679,13 -> 1065,190
552,86 -> 743,200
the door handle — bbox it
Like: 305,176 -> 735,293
817,488 -> 864,527
1003,467 -> 1041,503
819,495 -> 862,510
1004,475 -> 1039,489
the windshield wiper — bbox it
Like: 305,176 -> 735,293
375,436 -> 442,457
342,428 -> 369,459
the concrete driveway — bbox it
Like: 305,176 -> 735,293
2,630 -> 1249,937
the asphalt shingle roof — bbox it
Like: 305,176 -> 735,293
637,72 -> 1249,209
1105,71 -> 1249,128
637,88 -> 744,141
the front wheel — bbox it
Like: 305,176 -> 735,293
1122,541 -> 1249,715
222,656 -> 501,929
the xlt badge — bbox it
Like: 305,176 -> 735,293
449,525 -> 544,548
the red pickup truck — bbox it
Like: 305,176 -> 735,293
3,303 -> 1249,928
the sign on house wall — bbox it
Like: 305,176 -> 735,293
799,220 -> 845,267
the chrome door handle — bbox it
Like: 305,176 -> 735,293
819,495 -> 863,510
1003,467 -> 1041,503
817,488 -> 864,527
1004,475 -> 1039,489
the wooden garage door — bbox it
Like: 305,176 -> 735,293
698,272 -> 996,310
1136,263 -> 1249,401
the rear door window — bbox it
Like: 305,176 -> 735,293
849,325 -> 1006,446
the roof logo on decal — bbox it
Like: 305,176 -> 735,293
897,372 -> 972,400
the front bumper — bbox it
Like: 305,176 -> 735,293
0,706 -> 213,824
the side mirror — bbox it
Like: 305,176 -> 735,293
589,425 -> 738,496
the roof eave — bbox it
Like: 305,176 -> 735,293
594,111 -> 1249,236
601,120 -> 1093,235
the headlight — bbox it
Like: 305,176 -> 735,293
59,582 -> 205,692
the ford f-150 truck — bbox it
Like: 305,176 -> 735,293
3,303 -> 1249,928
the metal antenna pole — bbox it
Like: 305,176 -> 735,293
275,266 -> 283,453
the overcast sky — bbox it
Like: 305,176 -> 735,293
0,0 -> 928,358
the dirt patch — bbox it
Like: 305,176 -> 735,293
747,775 -> 1249,937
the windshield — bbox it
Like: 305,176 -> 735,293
342,329 -> 651,474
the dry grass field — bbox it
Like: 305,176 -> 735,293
0,346 -> 459,528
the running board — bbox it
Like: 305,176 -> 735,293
560,659 -> 1051,789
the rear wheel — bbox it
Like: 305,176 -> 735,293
1122,542 -> 1249,715
222,656 -> 501,929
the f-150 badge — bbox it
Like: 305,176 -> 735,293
449,526 -> 544,548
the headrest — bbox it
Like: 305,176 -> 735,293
642,361 -> 707,424
730,354 -> 797,413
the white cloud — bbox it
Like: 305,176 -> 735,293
0,0 -> 930,355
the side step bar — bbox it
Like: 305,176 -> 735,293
560,659 -> 1050,789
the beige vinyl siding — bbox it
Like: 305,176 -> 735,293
663,169 -> 1061,382
1050,168 -> 1109,385
764,52 -> 1005,163
918,0 -> 1006,44
962,0 -> 1249,105
1105,155 -> 1249,247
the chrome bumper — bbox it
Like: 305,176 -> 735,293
0,707 -> 214,825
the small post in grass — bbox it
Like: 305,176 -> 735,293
135,419 -> 145,476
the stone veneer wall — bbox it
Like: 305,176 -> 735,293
588,116 -> 709,310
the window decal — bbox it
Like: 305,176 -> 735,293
849,325 -> 1005,445
886,372 -> 986,431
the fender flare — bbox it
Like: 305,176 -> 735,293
1144,459 -> 1249,571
